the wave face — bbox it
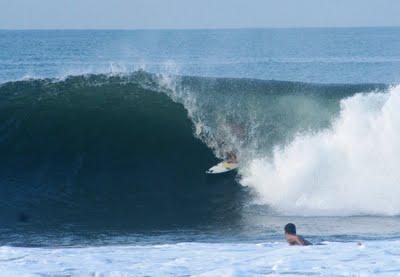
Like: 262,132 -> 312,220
0,73 -> 245,230
0,71 -> 391,232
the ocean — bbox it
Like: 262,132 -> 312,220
1,27 -> 400,275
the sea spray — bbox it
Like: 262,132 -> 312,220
241,86 -> 400,216
156,74 -> 366,163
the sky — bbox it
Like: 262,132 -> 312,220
1,0 -> 400,29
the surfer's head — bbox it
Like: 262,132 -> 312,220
284,223 -> 296,235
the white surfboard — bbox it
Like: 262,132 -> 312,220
206,161 -> 238,174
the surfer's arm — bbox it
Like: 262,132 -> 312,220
286,234 -> 311,246
298,236 -> 312,246
286,234 -> 302,245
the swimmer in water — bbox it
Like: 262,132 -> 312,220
284,223 -> 312,246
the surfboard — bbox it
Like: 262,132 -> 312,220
206,161 -> 238,174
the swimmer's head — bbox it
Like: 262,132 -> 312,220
284,223 -> 296,235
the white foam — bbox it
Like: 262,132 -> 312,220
241,86 -> 400,216
1,240 -> 399,275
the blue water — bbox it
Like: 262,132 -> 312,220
1,28 -> 400,275
1,27 -> 400,83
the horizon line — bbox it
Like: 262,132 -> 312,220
1,25 -> 400,31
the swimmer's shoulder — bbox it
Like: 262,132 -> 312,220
298,235 -> 312,246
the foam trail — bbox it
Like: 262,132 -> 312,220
241,86 -> 400,216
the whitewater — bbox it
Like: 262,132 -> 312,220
241,85 -> 400,216
2,241 -> 400,276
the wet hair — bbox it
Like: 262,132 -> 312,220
284,223 -> 296,235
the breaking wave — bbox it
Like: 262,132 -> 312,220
0,70 -> 393,231
241,85 -> 400,216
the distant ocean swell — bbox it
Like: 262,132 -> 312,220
0,71 -> 393,229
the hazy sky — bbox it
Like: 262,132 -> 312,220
1,0 -> 400,29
